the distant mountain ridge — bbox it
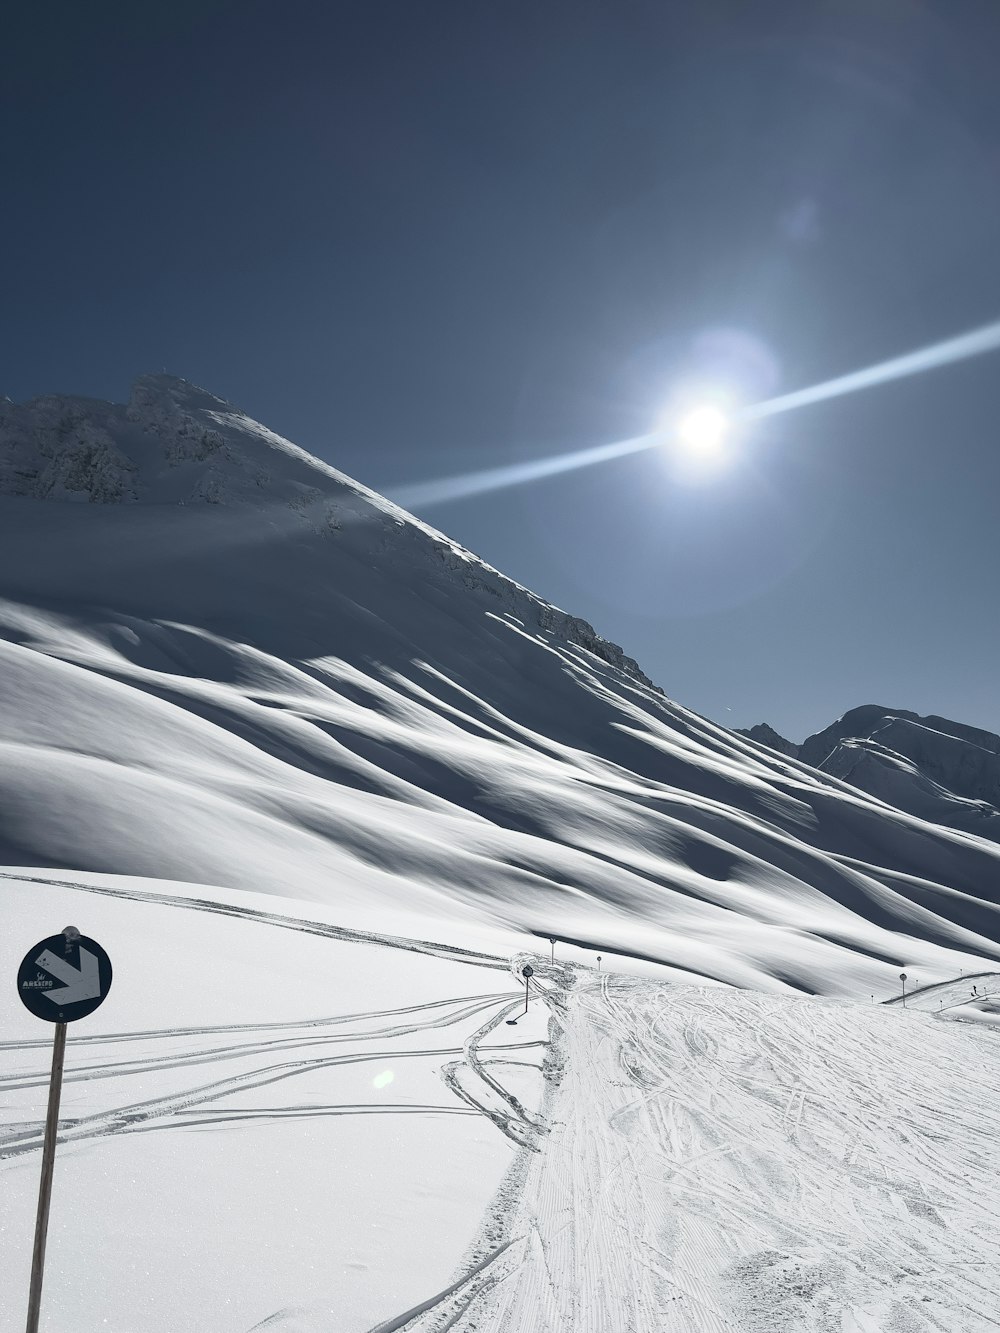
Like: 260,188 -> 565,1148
736,723 -> 799,758
739,706 -> 1000,840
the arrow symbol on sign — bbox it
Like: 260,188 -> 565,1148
36,948 -> 101,1006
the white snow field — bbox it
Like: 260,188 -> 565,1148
4,375 -> 1000,1330
1,874 -> 546,1333
4,874 -> 1000,1332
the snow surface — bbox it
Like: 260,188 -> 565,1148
1,874 -> 546,1333
4,874 -> 1000,1332
5,375 -> 1000,1330
451,973 -> 1000,1332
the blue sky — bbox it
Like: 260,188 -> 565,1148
5,0 -> 1000,740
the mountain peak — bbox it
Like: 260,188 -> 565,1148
735,722 -> 799,757
0,371 -> 658,691
0,371 -> 352,510
127,371 -> 237,416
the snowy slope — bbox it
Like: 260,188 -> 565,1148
817,736 -> 1000,845
441,970 -> 1000,1333
3,376 -> 1000,999
6,375 -> 1000,1333
799,706 -> 1000,798
784,705 -> 1000,841
801,705 -> 1000,800
0,873 -> 539,1333
5,873 -> 1000,1333
741,706 -> 1000,830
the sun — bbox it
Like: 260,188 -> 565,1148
676,404 -> 730,457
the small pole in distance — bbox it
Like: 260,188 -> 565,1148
25,1021 -> 68,1333
597,955 -> 602,973
508,964 -> 534,1023
549,937 -> 556,965
900,972 -> 907,1008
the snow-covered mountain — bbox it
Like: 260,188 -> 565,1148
735,721 -> 800,758
3,374 -> 1000,997
6,374 -> 1000,1333
800,704 -> 1000,801
742,705 -> 1000,843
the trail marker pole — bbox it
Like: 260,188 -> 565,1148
597,955 -> 602,973
25,1023 -> 67,1333
549,938 -> 556,964
17,927 -> 113,1333
506,964 -> 534,1025
900,972 -> 907,1007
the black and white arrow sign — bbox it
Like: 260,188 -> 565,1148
18,931 -> 112,1023
35,946 -> 101,1006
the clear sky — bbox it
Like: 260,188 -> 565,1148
5,0 -> 1000,742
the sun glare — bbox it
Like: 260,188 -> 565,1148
677,404 -> 730,456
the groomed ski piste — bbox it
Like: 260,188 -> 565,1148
5,871 -> 1000,1333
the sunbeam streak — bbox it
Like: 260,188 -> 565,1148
388,317 -> 1000,510
744,317 -> 1000,421
389,433 -> 656,509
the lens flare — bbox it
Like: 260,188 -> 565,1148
386,317 -> 1000,510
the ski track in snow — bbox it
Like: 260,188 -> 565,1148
0,978 -> 525,1160
7,876 -> 1000,1331
390,968 -> 1000,1333
0,869 -> 507,971
0,875 -> 527,1156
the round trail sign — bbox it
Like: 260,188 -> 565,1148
17,930 -> 113,1023
522,965 -> 534,978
